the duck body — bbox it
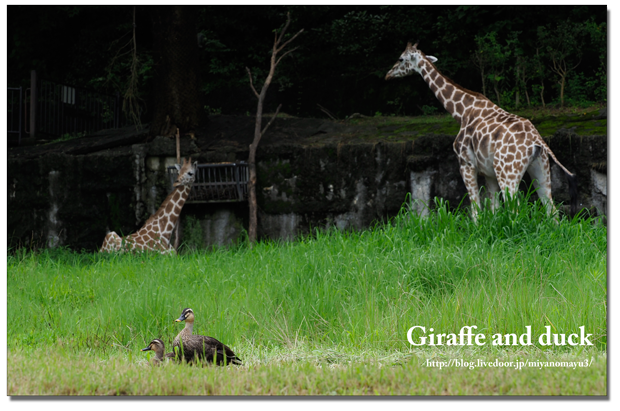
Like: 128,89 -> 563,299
173,307 -> 242,366
175,334 -> 242,365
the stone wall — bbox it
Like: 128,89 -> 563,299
7,131 -> 607,251
249,131 -> 607,242
8,149 -> 138,250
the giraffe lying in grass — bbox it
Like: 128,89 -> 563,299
100,157 -> 197,254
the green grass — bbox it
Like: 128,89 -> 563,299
7,197 -> 607,395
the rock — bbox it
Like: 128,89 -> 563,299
593,107 -> 607,120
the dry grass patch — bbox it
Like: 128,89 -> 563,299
8,346 -> 606,396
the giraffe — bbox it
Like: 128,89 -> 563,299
100,157 -> 197,254
385,42 -> 577,220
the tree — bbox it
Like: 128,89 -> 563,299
149,6 -> 204,137
471,39 -> 490,97
532,47 -> 547,107
473,31 -> 512,105
514,54 -> 538,107
537,21 -> 586,107
583,19 -> 607,102
507,31 -> 524,109
246,13 -> 303,245
104,7 -> 146,128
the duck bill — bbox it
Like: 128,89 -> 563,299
175,315 -> 185,323
141,347 -> 152,351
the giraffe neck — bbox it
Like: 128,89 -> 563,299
418,59 -> 478,125
136,184 -> 192,241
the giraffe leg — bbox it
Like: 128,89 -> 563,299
454,132 -> 482,221
483,176 -> 501,212
526,151 -> 557,218
164,239 -> 176,255
494,152 -> 530,212
155,237 -> 175,255
459,164 -> 481,221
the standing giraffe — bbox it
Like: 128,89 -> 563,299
385,42 -> 577,220
100,157 -> 197,254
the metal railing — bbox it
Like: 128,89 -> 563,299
7,87 -> 23,145
35,79 -> 123,138
167,162 -> 249,203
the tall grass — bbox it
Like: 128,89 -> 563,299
7,196 -> 607,360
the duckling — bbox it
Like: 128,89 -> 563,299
173,307 -> 242,366
141,338 -> 176,366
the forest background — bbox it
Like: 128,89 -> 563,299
7,4 -> 607,127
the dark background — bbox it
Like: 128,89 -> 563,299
8,5 -> 606,122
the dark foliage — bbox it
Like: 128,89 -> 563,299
8,5 -> 606,123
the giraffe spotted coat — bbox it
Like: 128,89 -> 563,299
100,157 -> 197,254
386,42 -> 577,220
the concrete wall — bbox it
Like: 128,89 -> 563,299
7,131 -> 607,251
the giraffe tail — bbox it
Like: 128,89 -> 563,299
546,149 -> 578,216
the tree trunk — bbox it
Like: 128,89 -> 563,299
514,60 -> 520,109
493,82 -> 501,106
525,88 -> 531,106
515,89 -> 520,109
149,6 -> 204,137
248,144 -> 258,243
521,67 -> 531,106
247,81 -> 267,246
173,130 -> 181,250
246,13 -> 302,246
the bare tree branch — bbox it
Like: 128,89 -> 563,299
275,12 -> 292,45
261,104 -> 282,137
317,104 -> 337,120
275,46 -> 300,69
245,67 -> 260,99
246,12 -> 302,246
276,29 -> 304,54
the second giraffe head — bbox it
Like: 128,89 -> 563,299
173,157 -> 198,187
385,42 -> 438,80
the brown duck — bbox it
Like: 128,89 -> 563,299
173,307 -> 242,366
141,338 -> 176,366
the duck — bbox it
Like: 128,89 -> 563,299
141,338 -> 176,366
173,307 -> 242,366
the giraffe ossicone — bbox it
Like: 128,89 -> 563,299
386,42 -> 577,220
100,157 -> 197,254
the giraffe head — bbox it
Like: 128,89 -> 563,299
385,42 -> 438,80
173,157 -> 198,187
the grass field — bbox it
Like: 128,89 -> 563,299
7,197 -> 607,396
